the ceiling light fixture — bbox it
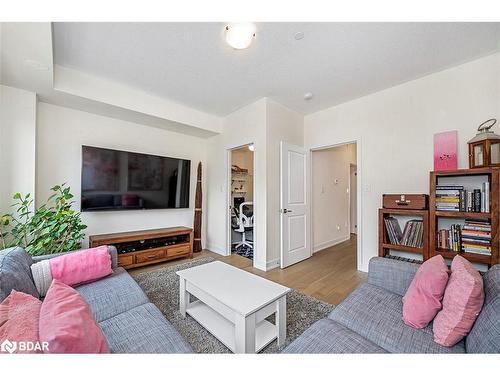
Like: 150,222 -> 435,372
304,92 -> 314,101
225,23 -> 256,50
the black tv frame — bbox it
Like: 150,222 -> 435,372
80,145 -> 191,212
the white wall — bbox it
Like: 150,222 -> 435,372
36,102 -> 208,247
305,52 -> 500,272
266,100 -> 304,265
205,98 -> 304,270
0,85 -> 37,214
312,143 -> 356,252
205,98 -> 267,268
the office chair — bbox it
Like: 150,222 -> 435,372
231,202 -> 254,250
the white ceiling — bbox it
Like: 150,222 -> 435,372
53,22 -> 500,116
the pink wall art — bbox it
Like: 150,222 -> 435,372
434,130 -> 458,171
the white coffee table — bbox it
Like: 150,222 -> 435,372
176,261 -> 290,353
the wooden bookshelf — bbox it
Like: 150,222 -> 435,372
378,208 -> 429,260
429,168 -> 499,267
434,248 -> 492,264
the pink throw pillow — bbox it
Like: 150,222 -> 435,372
0,291 -> 42,354
402,255 -> 449,329
39,280 -> 109,353
50,246 -> 112,287
433,255 -> 484,347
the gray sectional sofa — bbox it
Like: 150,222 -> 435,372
285,257 -> 500,353
0,246 -> 193,353
3,245 -> 499,354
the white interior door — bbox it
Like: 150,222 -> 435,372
280,142 -> 311,268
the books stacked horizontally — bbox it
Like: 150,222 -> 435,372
384,217 -> 424,248
435,183 -> 490,213
437,224 -> 462,252
462,219 -> 492,256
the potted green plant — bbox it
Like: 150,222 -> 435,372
0,183 -> 87,255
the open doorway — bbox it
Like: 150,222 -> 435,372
311,142 -> 359,268
227,144 -> 255,261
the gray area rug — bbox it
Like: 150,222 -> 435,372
132,257 -> 335,353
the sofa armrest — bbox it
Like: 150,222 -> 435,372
367,257 -> 419,296
32,245 -> 118,270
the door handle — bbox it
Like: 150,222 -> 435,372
281,208 -> 293,213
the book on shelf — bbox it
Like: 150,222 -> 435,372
384,217 -> 424,248
437,219 -> 492,256
435,183 -> 490,213
437,224 -> 461,252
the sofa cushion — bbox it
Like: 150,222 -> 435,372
0,247 -> 39,302
75,267 -> 149,322
433,255 -> 484,347
99,303 -> 193,353
329,283 -> 465,353
39,280 -> 110,353
466,265 -> 500,353
402,255 -> 449,329
33,246 -> 119,270
368,257 -> 420,296
283,318 -> 386,353
49,246 -> 112,287
0,290 -> 42,353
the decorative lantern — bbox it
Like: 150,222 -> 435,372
468,119 -> 500,169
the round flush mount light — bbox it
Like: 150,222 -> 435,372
304,92 -> 314,101
225,23 -> 256,50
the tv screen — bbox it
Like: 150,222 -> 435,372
81,146 -> 190,211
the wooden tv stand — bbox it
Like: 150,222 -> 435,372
89,227 -> 193,270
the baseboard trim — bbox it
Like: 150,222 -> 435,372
253,258 -> 280,272
313,236 -> 350,253
253,260 -> 266,271
266,258 -> 280,271
205,243 -> 227,256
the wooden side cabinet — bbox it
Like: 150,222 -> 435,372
89,226 -> 194,270
378,208 -> 429,261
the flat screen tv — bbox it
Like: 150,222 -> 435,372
81,146 -> 190,211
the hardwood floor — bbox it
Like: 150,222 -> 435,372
129,235 -> 367,306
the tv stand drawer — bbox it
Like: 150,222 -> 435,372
118,254 -> 134,267
167,245 -> 191,257
136,249 -> 166,264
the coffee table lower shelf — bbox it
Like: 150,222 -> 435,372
186,300 -> 276,352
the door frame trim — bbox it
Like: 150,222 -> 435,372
225,142 -> 258,269
309,139 -> 363,271
349,163 -> 357,235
